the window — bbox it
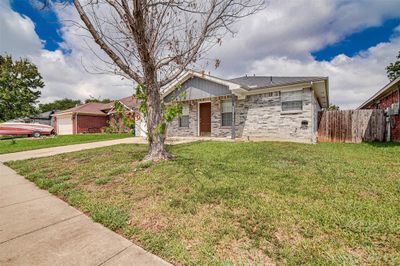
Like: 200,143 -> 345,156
221,100 -> 233,126
179,105 -> 189,127
266,91 -> 280,97
281,90 -> 303,112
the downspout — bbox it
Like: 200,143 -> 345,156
397,87 -> 400,113
75,113 -> 78,134
231,94 -> 236,139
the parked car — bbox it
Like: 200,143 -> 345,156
0,121 -> 54,138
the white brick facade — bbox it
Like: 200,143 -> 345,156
167,88 -> 320,143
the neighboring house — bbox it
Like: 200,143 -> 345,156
163,71 -> 329,143
107,96 -> 147,137
29,110 -> 59,126
358,76 -> 400,141
12,110 -> 58,126
52,96 -> 146,136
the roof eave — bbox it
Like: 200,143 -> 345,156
358,76 -> 400,109
162,70 -> 242,98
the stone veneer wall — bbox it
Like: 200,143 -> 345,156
166,100 -> 199,137
167,88 -> 317,143
239,88 -> 314,142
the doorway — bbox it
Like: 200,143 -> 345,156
199,102 -> 211,136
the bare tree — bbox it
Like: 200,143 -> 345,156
70,0 -> 263,161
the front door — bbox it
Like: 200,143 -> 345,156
199,102 -> 211,136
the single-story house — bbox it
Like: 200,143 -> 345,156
358,76 -> 400,141
53,96 -> 146,136
163,71 -> 329,143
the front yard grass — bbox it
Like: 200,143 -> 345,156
6,141 -> 400,265
0,133 -> 132,154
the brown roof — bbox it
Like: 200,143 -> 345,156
54,96 -> 137,116
54,102 -> 110,116
119,96 -> 137,109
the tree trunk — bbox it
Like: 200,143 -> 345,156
143,81 -> 171,161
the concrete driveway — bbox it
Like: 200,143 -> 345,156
0,137 -> 172,266
0,137 -> 146,162
0,136 -> 221,162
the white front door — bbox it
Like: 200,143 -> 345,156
57,115 -> 73,135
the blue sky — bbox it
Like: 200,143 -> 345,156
11,0 -> 400,62
2,0 -> 400,108
312,18 -> 400,61
11,0 -> 63,51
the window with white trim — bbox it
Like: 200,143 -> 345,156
221,100 -> 233,126
281,90 -> 303,112
179,105 -> 189,127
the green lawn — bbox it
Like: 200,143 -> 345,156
6,141 -> 400,265
0,133 -> 132,154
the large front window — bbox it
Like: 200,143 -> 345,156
179,105 -> 189,127
281,90 -> 303,112
221,100 -> 232,126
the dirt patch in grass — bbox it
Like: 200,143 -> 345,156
274,227 -> 304,247
130,194 -> 169,234
217,237 -> 275,265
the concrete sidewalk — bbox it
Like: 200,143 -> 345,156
0,163 -> 171,266
0,136 -> 227,265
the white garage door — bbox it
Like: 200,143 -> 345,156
57,115 -> 73,135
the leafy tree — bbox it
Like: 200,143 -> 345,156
327,104 -> 339,110
39,98 -> 81,113
84,97 -> 112,104
0,55 -> 43,122
386,51 -> 400,81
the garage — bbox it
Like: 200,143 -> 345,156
56,115 -> 73,135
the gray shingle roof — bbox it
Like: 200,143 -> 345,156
227,76 -> 327,90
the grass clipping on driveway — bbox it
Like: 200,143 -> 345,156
6,141 -> 400,265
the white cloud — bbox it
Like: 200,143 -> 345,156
246,36 -> 400,109
207,0 -> 400,109
0,0 -> 134,104
0,0 -> 42,57
0,0 -> 399,109
210,0 -> 400,66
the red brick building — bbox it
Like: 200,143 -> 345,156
53,96 -> 138,135
358,77 -> 400,141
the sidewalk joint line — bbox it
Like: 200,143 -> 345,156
0,213 -> 83,245
0,195 -> 50,209
97,244 -> 134,266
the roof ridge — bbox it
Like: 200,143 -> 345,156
229,75 -> 327,79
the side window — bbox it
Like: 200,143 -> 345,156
281,90 -> 303,112
221,100 -> 232,126
179,105 -> 189,127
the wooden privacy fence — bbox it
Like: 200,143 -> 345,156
317,110 -> 385,143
